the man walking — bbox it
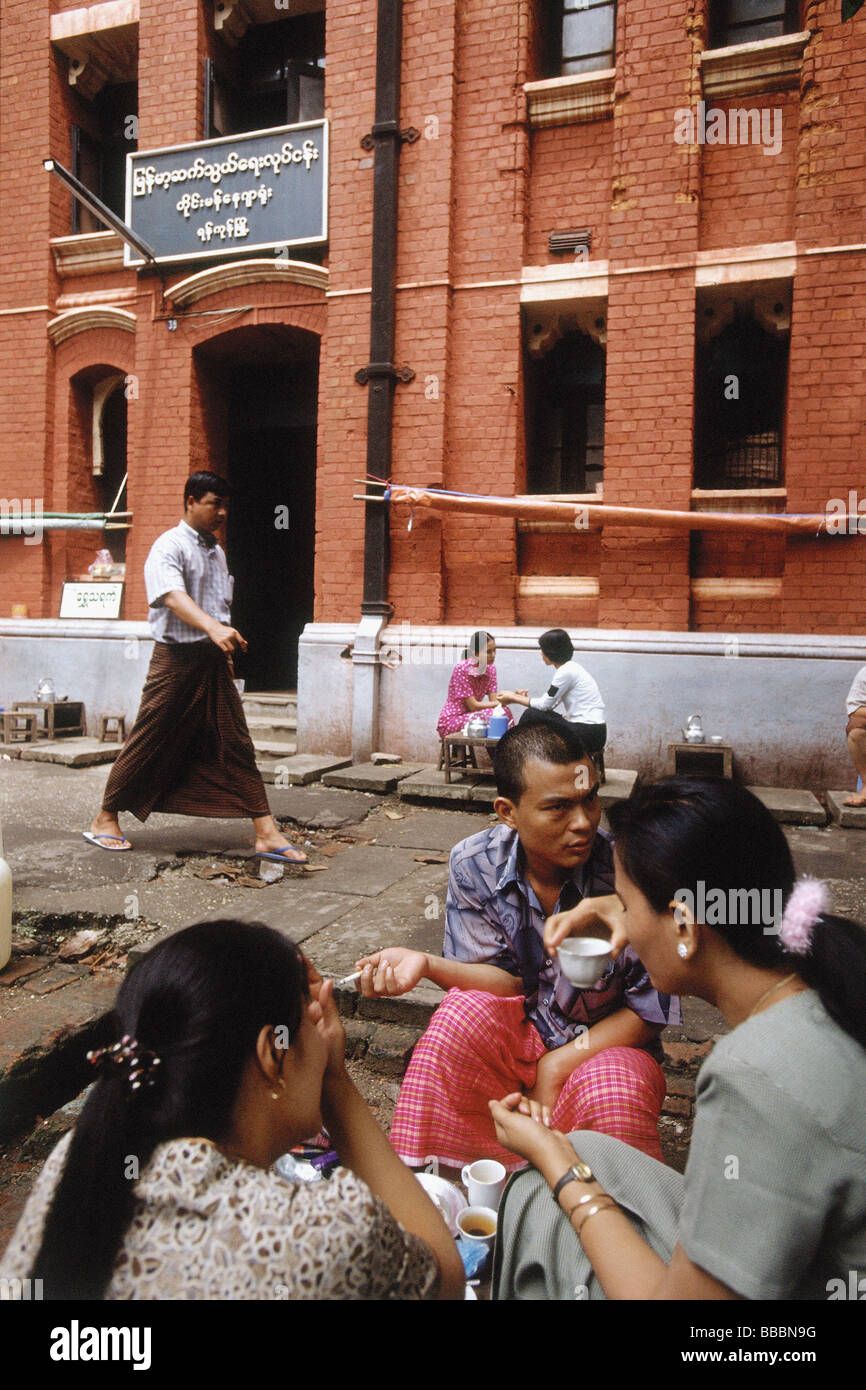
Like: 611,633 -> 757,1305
84,472 -> 306,862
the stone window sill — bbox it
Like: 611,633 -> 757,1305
691,488 -> 786,513
50,232 -> 125,278
518,576 -> 600,598
524,70 -> 615,129
700,32 -> 811,100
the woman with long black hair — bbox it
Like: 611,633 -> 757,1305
0,920 -> 465,1300
488,777 -> 866,1300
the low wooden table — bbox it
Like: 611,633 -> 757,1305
441,733 -> 501,784
667,741 -> 733,778
11,701 -> 86,739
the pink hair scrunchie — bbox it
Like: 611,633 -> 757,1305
778,878 -> 829,954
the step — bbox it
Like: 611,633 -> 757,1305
257,754 -> 352,786
747,786 -> 827,826
396,766 -> 638,808
253,739 -> 298,760
321,762 -> 425,793
241,693 -> 298,719
826,790 -> 866,828
597,768 -> 637,807
0,738 -> 120,767
245,716 -> 298,743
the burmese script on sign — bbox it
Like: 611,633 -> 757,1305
124,121 -> 328,266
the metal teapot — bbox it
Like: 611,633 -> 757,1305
35,676 -> 56,703
464,716 -> 488,737
682,714 -> 705,743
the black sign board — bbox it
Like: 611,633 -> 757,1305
124,121 -> 328,267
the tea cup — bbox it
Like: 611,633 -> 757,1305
457,1206 -> 498,1248
558,936 -> 613,987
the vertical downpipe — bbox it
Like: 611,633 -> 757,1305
352,0 -> 403,761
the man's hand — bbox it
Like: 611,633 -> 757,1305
354,947 -> 429,998
544,893 -> 628,961
206,620 -> 248,654
526,1049 -> 568,1113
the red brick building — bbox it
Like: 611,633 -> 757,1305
1,0 -> 864,781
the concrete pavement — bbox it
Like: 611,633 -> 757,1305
2,755 -> 866,1159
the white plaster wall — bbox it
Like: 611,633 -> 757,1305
5,621 -> 864,791
0,620 -> 153,733
299,622 -> 866,790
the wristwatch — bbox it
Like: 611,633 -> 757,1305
552,1159 -> 594,1203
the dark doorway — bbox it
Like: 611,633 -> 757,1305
227,362 -> 317,689
195,328 -> 318,691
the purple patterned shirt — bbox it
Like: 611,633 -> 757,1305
443,823 -> 681,1054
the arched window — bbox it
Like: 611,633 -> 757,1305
708,0 -> 800,50
526,330 -> 606,494
69,368 -> 129,563
693,311 -> 788,488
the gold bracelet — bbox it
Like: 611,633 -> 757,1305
569,1196 -> 618,1239
563,1189 -> 600,1218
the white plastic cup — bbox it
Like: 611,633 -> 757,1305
461,1159 -> 507,1211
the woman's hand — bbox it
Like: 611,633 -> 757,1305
306,958 -> 346,1074
488,1093 -> 578,1170
544,894 -> 628,961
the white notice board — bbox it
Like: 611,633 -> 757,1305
60,582 -> 124,619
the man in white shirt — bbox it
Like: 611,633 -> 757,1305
844,665 -> 866,807
500,629 -> 607,754
84,472 -> 306,862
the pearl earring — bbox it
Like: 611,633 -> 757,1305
677,943 -> 688,959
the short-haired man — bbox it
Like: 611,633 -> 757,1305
85,472 -> 306,862
355,723 -> 679,1169
499,628 -> 607,754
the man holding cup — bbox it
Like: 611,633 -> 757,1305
354,722 -> 679,1170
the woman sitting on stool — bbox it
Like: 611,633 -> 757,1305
436,630 -> 516,737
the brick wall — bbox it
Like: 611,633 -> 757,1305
1,0 -> 865,641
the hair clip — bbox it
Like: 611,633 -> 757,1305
778,878 -> 829,954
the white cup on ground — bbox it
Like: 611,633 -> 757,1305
457,1206 -> 498,1249
461,1158 -> 507,1211
558,936 -> 613,987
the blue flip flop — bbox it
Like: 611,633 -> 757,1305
256,846 -> 309,866
82,831 -> 132,852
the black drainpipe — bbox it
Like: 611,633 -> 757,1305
355,0 -> 417,615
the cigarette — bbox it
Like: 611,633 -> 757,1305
337,970 -> 362,985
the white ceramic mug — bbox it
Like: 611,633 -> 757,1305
456,1205 -> 498,1248
461,1158 -> 507,1211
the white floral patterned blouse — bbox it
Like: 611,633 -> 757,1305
0,1132 -> 440,1300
